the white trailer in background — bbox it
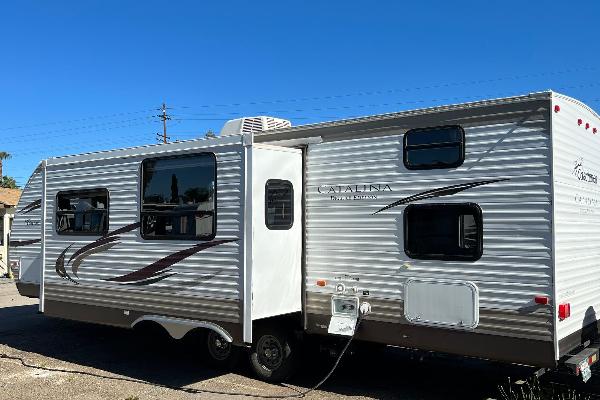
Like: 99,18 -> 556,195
10,92 -> 600,382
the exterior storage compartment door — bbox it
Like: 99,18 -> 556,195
404,278 -> 479,329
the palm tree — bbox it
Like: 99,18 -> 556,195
0,152 -> 11,179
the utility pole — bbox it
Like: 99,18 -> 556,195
156,102 -> 171,144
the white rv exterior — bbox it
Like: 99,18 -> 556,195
10,91 -> 600,379
10,164 -> 43,297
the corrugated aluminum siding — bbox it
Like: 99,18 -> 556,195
10,165 -> 43,283
305,105 -> 554,342
42,141 -> 244,325
552,93 -> 600,348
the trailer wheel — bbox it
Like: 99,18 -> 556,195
206,330 -> 239,369
249,326 -> 298,382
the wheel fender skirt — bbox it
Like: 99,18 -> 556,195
131,315 -> 233,342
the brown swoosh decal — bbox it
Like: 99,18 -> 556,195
55,245 -> 79,285
10,239 -> 41,247
125,273 -> 177,286
71,242 -> 120,278
373,178 -> 509,214
178,269 -> 224,286
68,222 -> 140,265
19,199 -> 42,215
106,239 -> 238,283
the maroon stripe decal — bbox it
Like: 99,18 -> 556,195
55,244 -> 79,285
373,178 -> 509,214
124,273 -> 177,286
9,239 -> 41,247
19,199 -> 42,215
106,239 -> 238,283
71,242 -> 120,278
67,222 -> 140,265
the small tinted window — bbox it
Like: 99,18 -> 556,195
265,180 -> 293,230
56,189 -> 109,235
404,203 -> 482,261
141,153 -> 216,240
404,125 -> 465,170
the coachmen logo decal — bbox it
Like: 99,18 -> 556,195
573,157 -> 598,184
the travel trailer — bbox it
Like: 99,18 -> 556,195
9,91 -> 600,382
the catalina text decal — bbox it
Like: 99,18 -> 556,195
317,184 -> 392,201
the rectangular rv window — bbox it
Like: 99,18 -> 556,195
141,153 -> 216,240
265,179 -> 294,230
55,189 -> 109,235
403,125 -> 465,170
404,203 -> 482,261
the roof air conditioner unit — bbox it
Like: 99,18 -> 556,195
220,116 -> 291,136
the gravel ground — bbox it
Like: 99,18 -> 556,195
0,281 -> 596,400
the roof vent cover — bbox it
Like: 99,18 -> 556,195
220,116 -> 291,136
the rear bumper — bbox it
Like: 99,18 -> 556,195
16,282 -> 40,298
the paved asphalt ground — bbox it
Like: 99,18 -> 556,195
0,280 -> 599,400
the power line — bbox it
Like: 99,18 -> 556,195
168,84 -> 600,118
0,108 -> 157,132
5,122 -> 162,153
170,66 -> 599,110
6,134 -> 156,157
7,117 -> 158,143
1,65 -> 598,134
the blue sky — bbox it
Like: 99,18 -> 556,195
2,1 -> 600,186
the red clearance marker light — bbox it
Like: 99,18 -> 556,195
559,303 -> 571,320
316,279 -> 327,287
586,123 -> 590,129
578,119 -> 583,126
534,296 -> 550,305
554,105 -> 561,113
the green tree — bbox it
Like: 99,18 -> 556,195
204,129 -> 217,139
0,152 -> 10,179
0,176 -> 18,189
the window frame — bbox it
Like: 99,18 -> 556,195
403,125 -> 466,170
55,188 -> 110,236
139,152 -> 217,241
403,202 -> 483,261
264,179 -> 294,230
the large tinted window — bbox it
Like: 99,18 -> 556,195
404,125 -> 465,170
141,153 -> 216,240
56,189 -> 109,235
265,180 -> 293,230
404,203 -> 482,261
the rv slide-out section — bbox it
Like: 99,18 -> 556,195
12,134 -> 302,347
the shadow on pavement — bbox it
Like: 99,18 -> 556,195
0,303 -> 227,389
0,303 -> 539,399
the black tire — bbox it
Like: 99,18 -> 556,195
206,330 -> 240,369
249,325 -> 298,382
